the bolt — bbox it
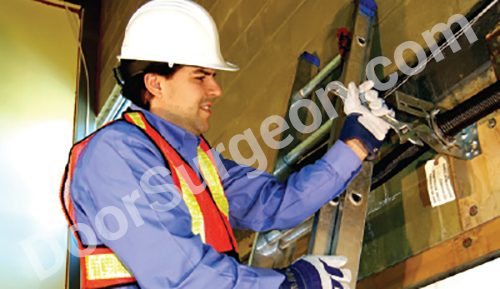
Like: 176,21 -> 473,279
488,118 -> 496,129
470,205 -> 478,216
463,237 -> 473,248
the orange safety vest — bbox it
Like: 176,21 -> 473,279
60,111 -> 238,289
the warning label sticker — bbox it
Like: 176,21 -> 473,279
425,156 -> 456,207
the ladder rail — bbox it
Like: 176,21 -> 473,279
308,1 -> 378,288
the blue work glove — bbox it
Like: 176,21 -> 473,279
339,81 -> 394,160
276,255 -> 351,289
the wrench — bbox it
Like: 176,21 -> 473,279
379,115 -> 424,146
331,85 -> 424,146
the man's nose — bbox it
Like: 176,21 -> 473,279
207,77 -> 222,98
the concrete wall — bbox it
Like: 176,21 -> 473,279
98,0 -> 480,171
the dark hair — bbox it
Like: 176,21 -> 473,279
116,60 -> 182,110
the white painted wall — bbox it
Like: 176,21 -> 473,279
0,0 -> 80,288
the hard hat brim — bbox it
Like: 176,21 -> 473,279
118,54 -> 240,72
207,61 -> 239,71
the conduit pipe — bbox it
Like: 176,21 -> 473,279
273,118 -> 332,179
290,54 -> 342,103
273,54 -> 342,180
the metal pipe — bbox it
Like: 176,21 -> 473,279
285,119 -> 333,164
290,54 -> 342,103
253,230 -> 282,252
264,230 -> 283,245
272,55 -> 342,180
371,80 -> 500,190
273,118 -> 333,179
278,217 -> 314,250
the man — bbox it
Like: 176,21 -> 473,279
61,0 -> 392,288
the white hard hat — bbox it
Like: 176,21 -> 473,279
118,0 -> 238,71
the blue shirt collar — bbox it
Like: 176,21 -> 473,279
128,103 -> 201,151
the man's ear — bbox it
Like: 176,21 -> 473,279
144,73 -> 163,97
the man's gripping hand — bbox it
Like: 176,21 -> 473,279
276,255 -> 351,289
339,80 -> 394,160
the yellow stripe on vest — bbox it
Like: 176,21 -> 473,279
125,111 -> 227,244
127,113 -> 147,130
85,254 -> 133,280
197,147 -> 229,217
176,172 -> 206,243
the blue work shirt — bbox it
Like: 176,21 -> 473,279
70,104 -> 362,288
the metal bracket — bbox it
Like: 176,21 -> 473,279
452,123 -> 482,160
414,121 -> 482,160
395,91 -> 482,160
396,91 -> 437,119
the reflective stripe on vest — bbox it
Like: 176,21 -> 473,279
124,111 -> 237,252
60,111 -> 237,289
198,147 -> 229,217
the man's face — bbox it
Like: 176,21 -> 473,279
149,66 -> 222,135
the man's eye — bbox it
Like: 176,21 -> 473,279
196,76 -> 205,80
